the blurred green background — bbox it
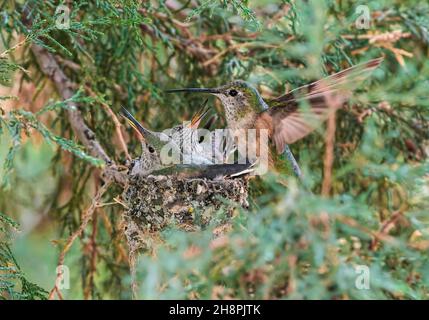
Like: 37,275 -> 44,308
1,0 -> 429,299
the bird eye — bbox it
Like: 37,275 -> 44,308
228,89 -> 238,97
148,146 -> 155,153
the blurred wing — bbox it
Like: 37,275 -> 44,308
270,58 -> 383,105
266,97 -> 337,152
266,58 -> 382,153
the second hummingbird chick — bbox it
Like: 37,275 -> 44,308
166,99 -> 215,165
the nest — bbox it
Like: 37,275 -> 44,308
122,171 -> 250,254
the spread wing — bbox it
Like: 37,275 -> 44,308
264,58 -> 383,153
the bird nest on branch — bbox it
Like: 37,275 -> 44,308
122,166 -> 250,254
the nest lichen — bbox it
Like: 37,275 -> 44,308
122,172 -> 250,253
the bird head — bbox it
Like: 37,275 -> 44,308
166,80 -> 267,117
120,106 -> 169,160
167,99 -> 211,152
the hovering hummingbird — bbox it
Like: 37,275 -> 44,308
167,58 -> 383,170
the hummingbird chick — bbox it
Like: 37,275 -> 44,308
166,99 -> 214,165
120,102 -> 219,176
121,106 -> 170,176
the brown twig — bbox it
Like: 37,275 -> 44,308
129,250 -> 139,300
48,180 -> 112,300
139,8 -> 214,61
285,255 -> 297,296
84,178 -> 100,299
370,211 -> 404,251
344,30 -> 412,66
336,215 -> 398,245
55,55 -> 81,72
83,211 -> 98,299
22,5 -> 126,183
321,112 -> 336,196
31,45 -> 111,164
98,207 -> 128,265
0,36 -> 29,58
86,87 -> 131,160
202,42 -> 281,67
31,44 -> 127,185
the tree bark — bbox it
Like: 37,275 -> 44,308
31,44 -> 126,184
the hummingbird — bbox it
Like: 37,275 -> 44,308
120,101 -> 216,176
166,99 -> 214,165
120,106 -> 170,175
121,106 -> 254,179
167,58 -> 383,171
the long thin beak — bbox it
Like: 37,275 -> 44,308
120,106 -> 152,141
165,87 -> 220,94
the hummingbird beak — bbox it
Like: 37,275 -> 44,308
189,99 -> 210,129
120,106 -> 152,142
165,87 -> 221,94
203,114 -> 218,131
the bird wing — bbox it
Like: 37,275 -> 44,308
150,163 -> 253,179
270,58 -> 383,105
264,58 -> 383,153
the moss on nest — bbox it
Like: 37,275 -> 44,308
122,172 -> 250,253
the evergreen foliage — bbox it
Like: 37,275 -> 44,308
0,212 -> 47,299
0,0 -> 428,299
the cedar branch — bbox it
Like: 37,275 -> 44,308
31,44 -> 111,164
30,44 -> 127,185
48,180 -> 111,300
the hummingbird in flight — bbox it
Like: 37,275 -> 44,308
167,58 -> 383,171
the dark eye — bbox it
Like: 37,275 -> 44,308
148,146 -> 155,153
228,89 -> 238,97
